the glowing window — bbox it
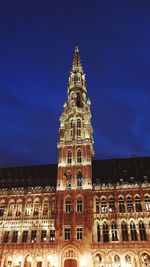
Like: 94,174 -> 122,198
77,150 -> 82,163
64,227 -> 70,240
41,230 -> 47,242
76,227 -> 82,240
65,200 -> 71,213
67,150 -> 72,164
22,230 -> 28,243
76,199 -> 83,212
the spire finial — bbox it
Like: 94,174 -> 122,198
72,46 -> 82,71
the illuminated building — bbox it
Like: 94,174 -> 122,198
0,47 -> 150,267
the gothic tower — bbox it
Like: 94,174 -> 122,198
55,48 -> 94,263
57,46 -> 94,191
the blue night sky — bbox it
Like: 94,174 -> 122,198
0,0 -> 150,167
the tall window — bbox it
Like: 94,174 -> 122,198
101,198 -> 107,213
31,230 -> 37,243
77,171 -> 83,188
64,172 -> 72,189
135,196 -> 142,212
95,198 -> 99,213
43,201 -> 49,216
22,230 -> 28,243
50,229 -> 55,241
127,197 -> 133,212
65,200 -> 71,213
77,150 -> 82,163
103,222 -> 109,243
0,204 -> 5,217
76,92 -> 82,107
121,221 -> 129,241
8,204 -> 14,217
3,231 -> 9,243
145,195 -> 150,211
97,223 -> 101,242
125,255 -> 132,265
33,201 -> 41,216
64,227 -> 70,240
111,222 -> 118,241
16,203 -> 22,217
41,230 -> 47,242
67,150 -> 72,164
12,231 -> 18,243
139,221 -> 147,241
70,120 -> 73,138
130,221 -> 138,241
25,202 -> 33,216
76,199 -> 83,212
77,119 -> 81,137
109,197 -> 115,212
76,227 -> 82,240
119,197 -> 125,213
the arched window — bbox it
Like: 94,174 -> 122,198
76,92 -> 82,107
114,255 -> 121,266
139,221 -> 147,241
76,199 -> 83,212
76,171 -> 83,188
109,197 -> 115,212
121,221 -> 129,241
141,253 -> 150,266
67,150 -> 72,164
101,197 -> 107,213
65,199 -> 71,213
64,171 -> 72,189
103,222 -> 109,243
95,197 -> 99,213
43,200 -> 49,216
77,119 -> 81,137
135,196 -> 142,212
94,254 -> 103,267
16,200 -> 22,217
125,255 -> 132,265
97,223 -> 101,242
0,200 -> 6,217
111,222 -> 118,241
130,221 -> 138,241
70,120 -> 73,138
77,150 -> 82,163
119,197 -> 125,213
33,199 -> 41,216
127,196 -> 133,212
77,74 -> 81,82
145,195 -> 150,211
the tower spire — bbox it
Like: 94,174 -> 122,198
72,46 -> 83,72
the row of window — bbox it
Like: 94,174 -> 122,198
94,221 -> 148,243
65,199 -> 83,212
64,227 -> 82,240
67,149 -> 82,164
63,171 -> 83,188
0,202 -> 54,218
2,229 -> 55,244
95,195 -> 150,213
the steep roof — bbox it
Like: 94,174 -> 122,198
0,157 -> 149,188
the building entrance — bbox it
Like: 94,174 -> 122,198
64,259 -> 77,267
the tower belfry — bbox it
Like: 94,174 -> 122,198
57,47 -> 94,191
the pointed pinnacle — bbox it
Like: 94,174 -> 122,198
72,46 -> 82,71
